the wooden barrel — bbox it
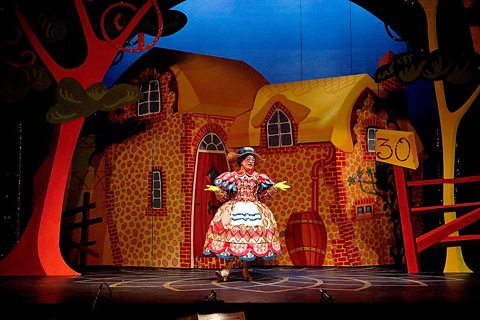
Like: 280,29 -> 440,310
285,211 -> 327,266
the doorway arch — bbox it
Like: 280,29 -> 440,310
191,133 -> 230,267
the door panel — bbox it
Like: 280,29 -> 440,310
193,152 -> 229,257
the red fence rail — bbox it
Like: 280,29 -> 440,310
393,166 -> 480,272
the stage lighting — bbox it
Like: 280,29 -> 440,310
205,290 -> 217,302
319,289 -> 335,304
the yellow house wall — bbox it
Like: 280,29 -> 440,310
68,71 -> 397,269
253,145 -> 339,266
106,71 -> 186,267
341,94 -> 395,266
250,91 -> 396,267
105,71 -> 236,268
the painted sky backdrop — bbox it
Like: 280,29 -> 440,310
105,0 -> 407,86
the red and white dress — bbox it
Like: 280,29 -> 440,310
202,170 -> 282,261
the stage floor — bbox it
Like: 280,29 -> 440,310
0,266 -> 479,319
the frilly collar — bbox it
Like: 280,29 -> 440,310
236,169 -> 255,176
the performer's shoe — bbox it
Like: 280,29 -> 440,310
215,268 -> 230,282
242,270 -> 252,282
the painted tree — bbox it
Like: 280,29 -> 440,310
417,0 -> 480,273
0,0 -> 186,275
363,0 -> 480,272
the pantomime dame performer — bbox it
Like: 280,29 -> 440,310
203,147 -> 290,281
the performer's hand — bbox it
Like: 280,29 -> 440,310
205,185 -> 220,192
274,181 -> 290,191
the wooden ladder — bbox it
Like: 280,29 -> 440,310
393,166 -> 480,272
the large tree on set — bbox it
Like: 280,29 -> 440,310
0,0 -> 186,275
353,0 -> 480,272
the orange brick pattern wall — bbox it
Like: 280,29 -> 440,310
341,91 -> 395,266
99,69 -> 400,268
105,70 -> 190,267
105,69 -> 238,268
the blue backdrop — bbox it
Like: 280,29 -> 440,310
105,0 -> 407,85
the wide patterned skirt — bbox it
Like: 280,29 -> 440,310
202,200 -> 282,261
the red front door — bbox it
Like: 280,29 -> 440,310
193,152 -> 229,257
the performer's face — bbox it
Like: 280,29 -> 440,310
241,155 -> 256,171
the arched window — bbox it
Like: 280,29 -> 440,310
138,80 -> 161,116
198,133 -> 226,186
267,109 -> 293,147
199,133 -> 225,151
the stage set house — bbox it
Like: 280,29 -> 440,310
63,48 -> 424,271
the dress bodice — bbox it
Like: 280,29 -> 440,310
232,172 -> 260,202
214,170 -> 275,202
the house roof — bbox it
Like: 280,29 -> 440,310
170,53 -> 269,116
120,50 -> 419,155
228,74 -> 378,152
117,47 -> 268,117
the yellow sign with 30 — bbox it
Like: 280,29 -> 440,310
375,129 -> 419,170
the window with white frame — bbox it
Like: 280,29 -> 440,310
199,133 -> 225,151
198,133 -> 226,185
367,127 -> 378,152
356,204 -> 373,218
152,170 -> 162,209
365,205 -> 372,215
267,109 -> 293,147
357,206 -> 364,216
138,80 -> 161,116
